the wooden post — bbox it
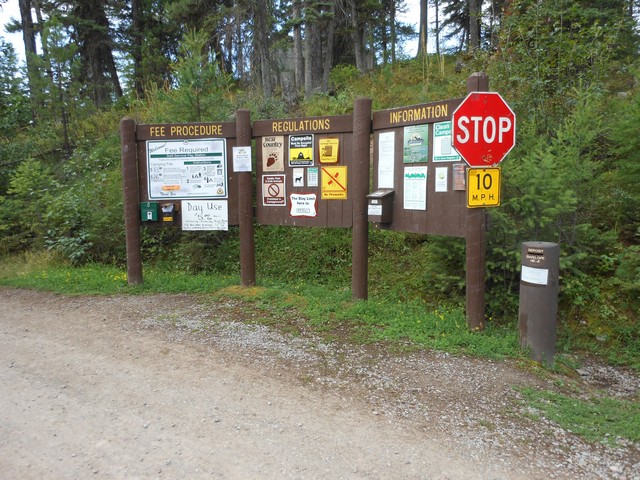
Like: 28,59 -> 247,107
236,109 -> 256,287
465,73 -> 489,329
351,97 -> 372,300
120,117 -> 143,285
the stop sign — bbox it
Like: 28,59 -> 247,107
452,92 -> 516,167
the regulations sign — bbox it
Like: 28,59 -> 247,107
147,138 -> 227,199
467,168 -> 501,208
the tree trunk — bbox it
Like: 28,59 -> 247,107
74,0 -> 123,107
236,13 -> 245,83
417,0 -> 428,57
304,0 -> 322,98
390,0 -> 396,64
18,0 -> 39,120
292,0 -> 304,91
33,0 -> 54,84
322,2 -> 335,92
131,0 -> 144,98
381,5 -> 388,65
468,0 -> 480,51
253,0 -> 273,96
434,0 -> 440,55
350,0 -> 366,73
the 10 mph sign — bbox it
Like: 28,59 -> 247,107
452,92 -> 515,168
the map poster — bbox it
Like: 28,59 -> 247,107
147,138 -> 227,200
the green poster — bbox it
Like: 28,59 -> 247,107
403,124 -> 429,163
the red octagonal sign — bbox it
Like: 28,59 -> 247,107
452,92 -> 516,167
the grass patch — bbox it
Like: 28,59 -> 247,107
519,387 -> 640,446
0,253 -> 522,359
0,252 -> 238,295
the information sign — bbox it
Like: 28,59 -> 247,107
290,193 -> 318,217
147,139 -> 227,199
433,121 -> 461,162
319,138 -> 339,163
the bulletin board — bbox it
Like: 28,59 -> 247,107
371,98 -> 471,237
252,115 -> 356,228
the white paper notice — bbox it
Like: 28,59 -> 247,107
378,131 -> 395,188
182,200 -> 229,231
403,166 -> 427,210
435,167 -> 448,192
292,168 -> 305,187
368,204 -> 382,216
233,146 -> 252,172
521,265 -> 549,285
290,193 -> 317,217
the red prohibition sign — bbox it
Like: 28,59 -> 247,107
267,183 -> 280,197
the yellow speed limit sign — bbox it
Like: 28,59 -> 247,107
467,167 -> 501,208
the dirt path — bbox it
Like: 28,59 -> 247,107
0,288 -> 638,479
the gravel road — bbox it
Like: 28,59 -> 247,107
0,287 -> 638,479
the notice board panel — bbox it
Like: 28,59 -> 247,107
135,122 -> 240,225
371,99 -> 469,237
254,115 -> 354,228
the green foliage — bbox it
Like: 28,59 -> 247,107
255,226 -> 352,288
490,0 -> 637,133
0,159 -> 59,251
519,387 -> 640,445
0,39 -> 30,137
155,30 -> 233,123
607,87 -> 640,244
615,246 -> 640,299
232,90 -> 290,120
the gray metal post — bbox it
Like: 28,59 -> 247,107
518,241 -> 560,364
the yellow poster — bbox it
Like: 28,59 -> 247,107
289,134 -> 314,166
319,138 -> 339,164
321,166 -> 347,200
